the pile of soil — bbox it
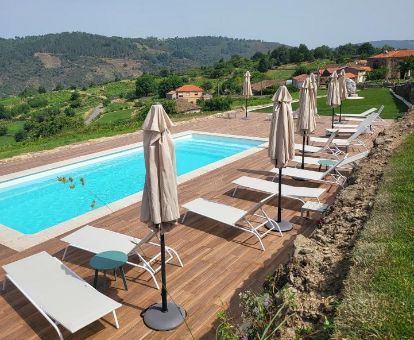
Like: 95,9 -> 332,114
267,109 -> 414,338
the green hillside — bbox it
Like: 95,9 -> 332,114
0,32 -> 280,97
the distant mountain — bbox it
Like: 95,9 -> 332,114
0,32 -> 280,97
369,40 -> 414,50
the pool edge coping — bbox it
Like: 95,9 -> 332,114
0,131 -> 267,251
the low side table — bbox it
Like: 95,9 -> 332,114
317,159 -> 337,171
301,201 -> 329,219
90,251 -> 128,291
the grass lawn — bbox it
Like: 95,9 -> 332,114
334,131 -> 414,338
252,88 -> 408,119
265,69 -> 295,80
97,108 -> 134,124
0,121 -> 25,145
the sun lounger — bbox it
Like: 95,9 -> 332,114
231,176 -> 326,204
326,108 -> 382,135
294,130 -> 340,155
181,194 -> 279,251
291,155 -> 339,167
2,252 -> 121,340
61,225 -> 183,290
312,110 -> 381,152
335,107 -> 377,118
270,151 -> 369,186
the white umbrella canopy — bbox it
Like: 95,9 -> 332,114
242,71 -> 253,118
309,72 -> 318,116
269,86 -> 295,168
140,104 -> 186,330
326,71 -> 341,128
140,104 -> 180,230
268,86 -> 295,231
338,69 -> 348,122
296,76 -> 316,169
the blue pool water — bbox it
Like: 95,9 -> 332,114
0,133 -> 263,234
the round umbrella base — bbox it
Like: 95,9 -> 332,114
142,303 -> 186,331
265,219 -> 293,232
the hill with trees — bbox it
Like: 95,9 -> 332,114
0,32 -> 279,97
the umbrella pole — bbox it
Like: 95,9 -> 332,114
142,223 -> 186,331
301,134 -> 306,169
277,167 -> 282,222
331,107 -> 335,129
339,104 -> 342,122
245,97 -> 248,119
160,228 -> 168,312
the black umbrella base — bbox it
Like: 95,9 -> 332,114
142,303 -> 186,331
265,219 -> 293,232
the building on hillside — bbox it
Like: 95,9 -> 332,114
251,79 -> 285,95
166,90 -> 176,99
174,84 -> 204,104
343,62 -> 372,83
292,74 -> 308,89
318,65 -> 343,85
367,50 -> 414,79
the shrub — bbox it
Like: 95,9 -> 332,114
0,104 -> 10,119
200,96 -> 232,111
70,98 -> 82,108
38,86 -> 47,94
103,98 -> 111,107
368,67 -> 387,80
135,74 -> 157,98
70,92 -> 80,101
14,129 -> 27,142
10,103 -> 30,116
0,125 -> 7,136
28,97 -> 48,108
64,107 -> 76,117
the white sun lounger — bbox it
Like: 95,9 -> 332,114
181,194 -> 279,251
312,110 -> 381,152
2,252 -> 121,340
231,176 -> 326,204
335,107 -> 377,118
294,130 -> 340,155
61,225 -> 183,290
270,151 -> 369,186
326,107 -> 383,135
291,155 -> 339,167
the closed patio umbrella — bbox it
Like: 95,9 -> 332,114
268,86 -> 295,232
297,76 -> 316,169
141,104 -> 185,331
242,70 -> 253,119
310,72 -> 318,117
326,71 -> 341,128
338,69 -> 348,122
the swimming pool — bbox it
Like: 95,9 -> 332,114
0,133 -> 264,234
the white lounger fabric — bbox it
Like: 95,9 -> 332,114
336,107 -> 376,118
61,225 -> 183,290
3,252 -> 121,335
232,176 -> 325,201
291,155 -> 338,166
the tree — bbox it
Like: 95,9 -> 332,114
0,104 -> 10,119
251,52 -> 265,61
270,45 -> 290,64
158,75 -> 184,97
38,86 -> 46,93
201,80 -> 213,93
313,45 -> 332,59
0,125 -> 7,136
399,56 -> 414,78
14,130 -> 27,142
257,56 -> 271,73
357,42 -> 376,57
199,96 -> 232,111
135,74 -> 157,98
70,92 -> 80,101
28,97 -> 48,108
54,84 -> 64,91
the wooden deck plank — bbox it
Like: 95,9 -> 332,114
0,113 -> 388,339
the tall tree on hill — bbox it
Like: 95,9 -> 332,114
158,75 -> 184,98
135,74 -> 157,98
357,42 -> 376,57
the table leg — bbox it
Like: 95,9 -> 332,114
119,266 -> 128,290
318,164 -> 322,171
93,270 -> 98,288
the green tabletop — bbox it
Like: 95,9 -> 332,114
318,159 -> 337,171
90,251 -> 128,290
90,251 -> 127,270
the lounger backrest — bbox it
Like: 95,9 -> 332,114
341,151 -> 369,166
241,193 -> 277,219
323,129 -> 338,147
361,107 -> 377,117
348,109 -> 381,143
321,155 -> 348,178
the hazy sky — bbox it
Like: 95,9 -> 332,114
0,0 -> 412,47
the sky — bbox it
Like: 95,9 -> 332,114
0,0 -> 412,47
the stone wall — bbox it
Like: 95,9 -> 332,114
394,82 -> 414,104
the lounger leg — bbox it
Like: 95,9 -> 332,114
93,270 -> 99,288
148,270 -> 160,290
2,278 -> 6,291
119,267 -> 128,291
232,186 -> 238,197
62,246 -> 69,260
112,310 -> 120,329
181,212 -> 188,223
166,246 -> 184,267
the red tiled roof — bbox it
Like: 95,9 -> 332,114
369,50 -> 414,59
344,72 -> 356,79
293,74 -> 307,81
319,66 -> 344,75
176,84 -> 204,92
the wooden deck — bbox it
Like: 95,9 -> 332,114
0,113 -> 386,339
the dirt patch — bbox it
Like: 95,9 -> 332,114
266,109 -> 414,338
34,52 -> 62,68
